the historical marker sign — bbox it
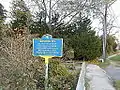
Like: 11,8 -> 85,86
33,34 -> 63,90
33,34 -> 63,57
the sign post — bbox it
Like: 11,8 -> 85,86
44,56 -> 52,90
44,56 -> 50,90
33,34 -> 63,90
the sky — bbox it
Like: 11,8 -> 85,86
111,0 -> 120,42
0,0 -> 11,10
0,0 -> 120,41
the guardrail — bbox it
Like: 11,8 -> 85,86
76,62 -> 86,90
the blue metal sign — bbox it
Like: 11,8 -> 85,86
33,34 -> 63,57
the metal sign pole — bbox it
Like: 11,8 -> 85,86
45,57 -> 49,90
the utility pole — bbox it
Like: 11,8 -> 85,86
102,0 -> 117,61
49,0 -> 52,34
102,3 -> 108,62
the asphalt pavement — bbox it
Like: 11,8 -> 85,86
105,54 -> 120,80
105,65 -> 120,80
86,64 -> 115,90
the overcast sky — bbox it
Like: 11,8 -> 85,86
0,0 -> 120,41
111,0 -> 120,41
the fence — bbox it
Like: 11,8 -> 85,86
76,62 -> 86,90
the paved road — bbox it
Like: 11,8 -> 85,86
105,54 -> 120,80
105,65 -> 120,80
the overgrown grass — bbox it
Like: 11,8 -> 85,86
48,60 -> 80,90
64,61 -> 81,89
114,80 -> 120,90
109,55 -> 120,61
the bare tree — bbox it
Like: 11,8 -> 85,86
26,0 -> 110,31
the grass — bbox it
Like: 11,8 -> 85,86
63,61 -> 81,90
114,80 -> 120,90
109,55 -> 120,66
98,60 -> 110,68
109,55 -> 120,61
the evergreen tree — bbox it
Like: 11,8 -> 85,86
0,3 -> 6,22
70,18 -> 102,60
29,11 -> 61,37
10,0 -> 31,30
106,35 -> 117,54
0,3 -> 6,39
57,17 -> 102,60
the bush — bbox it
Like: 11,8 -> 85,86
48,60 -> 77,90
